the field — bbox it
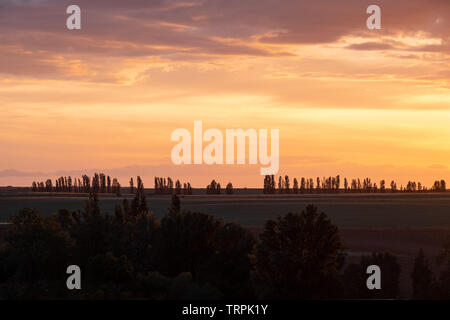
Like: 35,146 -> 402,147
2,191 -> 450,228
2,190 -> 450,297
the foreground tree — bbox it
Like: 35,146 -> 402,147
130,176 -> 147,217
436,236 -> 450,298
254,205 -> 345,299
411,249 -> 436,299
199,223 -> 256,298
0,208 -> 75,299
343,252 -> 401,299
157,211 -> 220,279
169,194 -> 181,216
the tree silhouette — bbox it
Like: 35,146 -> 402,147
284,175 -> 290,194
411,249 -> 436,299
263,175 -> 276,194
45,179 -> 53,192
169,194 -> 181,216
278,176 -> 283,194
343,252 -> 401,299
92,174 -> 100,194
2,208 -> 75,298
100,173 -> 106,193
206,180 -> 221,195
199,223 -> 256,299
436,236 -> 450,298
112,178 -> 121,196
226,182 -> 234,195
131,176 -> 147,217
293,178 -> 299,194
254,205 -> 345,299
390,180 -> 397,193
167,177 -> 174,194
129,177 -> 134,194
433,180 -> 447,192
157,211 -> 220,279
175,180 -> 182,195
154,176 -> 187,195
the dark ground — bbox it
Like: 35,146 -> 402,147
2,189 -> 450,298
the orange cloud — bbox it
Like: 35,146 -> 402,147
1,0 -> 450,187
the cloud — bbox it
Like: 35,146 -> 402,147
346,42 -> 396,51
0,169 -> 45,177
1,0 -> 450,82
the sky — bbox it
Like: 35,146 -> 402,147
1,0 -> 450,187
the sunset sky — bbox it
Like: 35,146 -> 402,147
1,0 -> 450,187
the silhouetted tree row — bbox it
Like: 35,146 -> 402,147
206,179 -> 230,195
432,180 -> 447,192
154,177 -> 193,195
31,173 -> 122,195
3,197 -> 450,299
206,179 -> 220,194
263,175 -> 276,194
263,175 -> 446,194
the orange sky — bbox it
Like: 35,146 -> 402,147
1,0 -> 450,187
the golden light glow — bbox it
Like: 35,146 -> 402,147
1,1 -> 450,187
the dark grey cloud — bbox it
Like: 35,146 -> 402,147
346,42 -> 396,51
1,0 -> 449,81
